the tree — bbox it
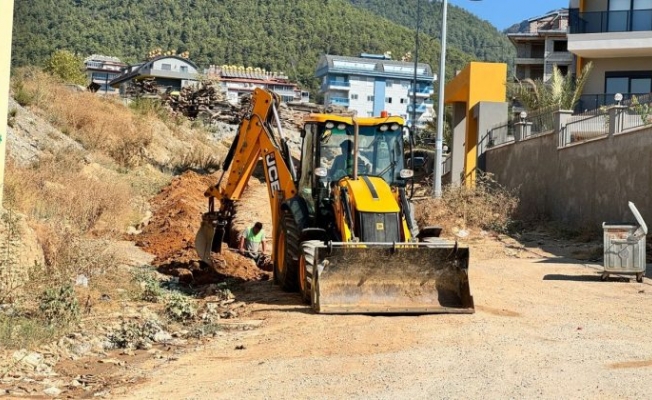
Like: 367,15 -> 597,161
510,62 -> 593,111
44,50 -> 87,85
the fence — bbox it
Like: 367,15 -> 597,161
486,120 -> 514,147
527,106 -> 556,137
560,108 -> 609,147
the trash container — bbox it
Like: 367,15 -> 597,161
602,201 -> 647,282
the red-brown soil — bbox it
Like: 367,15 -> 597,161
136,171 -> 271,284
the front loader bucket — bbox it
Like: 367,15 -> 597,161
312,242 -> 474,314
194,212 -> 226,266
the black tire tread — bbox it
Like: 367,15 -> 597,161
275,210 -> 300,291
300,240 -> 321,304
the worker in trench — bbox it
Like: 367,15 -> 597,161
237,222 -> 270,269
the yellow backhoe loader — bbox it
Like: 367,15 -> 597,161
195,88 -> 474,314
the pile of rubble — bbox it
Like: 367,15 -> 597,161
125,78 -> 158,97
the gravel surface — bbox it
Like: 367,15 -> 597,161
114,251 -> 652,399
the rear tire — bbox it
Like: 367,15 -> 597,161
273,210 -> 300,291
636,272 -> 644,283
299,241 -> 321,304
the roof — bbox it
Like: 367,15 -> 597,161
304,113 -> 405,126
109,55 -> 199,88
84,54 -> 125,64
222,77 -> 298,87
528,8 -> 568,23
316,54 -> 434,79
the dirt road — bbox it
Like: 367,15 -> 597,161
114,249 -> 652,399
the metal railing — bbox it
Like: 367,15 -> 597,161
442,155 -> 452,176
486,120 -> 514,147
560,108 -> 609,147
570,8 -> 652,34
622,95 -> 652,131
329,97 -> 349,106
527,106 -> 556,137
328,80 -> 350,87
577,92 -> 652,113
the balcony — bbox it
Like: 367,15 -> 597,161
322,80 -> 350,91
329,96 -> 350,106
569,8 -> 652,57
570,9 -> 652,33
408,86 -> 434,97
407,104 -> 427,113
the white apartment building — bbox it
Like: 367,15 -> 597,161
315,54 -> 435,129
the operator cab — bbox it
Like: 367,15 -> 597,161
297,115 -> 412,226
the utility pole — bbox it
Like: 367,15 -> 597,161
411,0 -> 421,136
433,0 -> 448,198
0,0 -> 16,209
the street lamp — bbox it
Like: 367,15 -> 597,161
411,0 -> 421,138
433,0 -> 482,198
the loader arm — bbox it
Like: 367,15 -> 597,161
196,88 -> 297,264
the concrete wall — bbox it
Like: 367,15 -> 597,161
486,127 -> 652,228
583,56 -> 652,95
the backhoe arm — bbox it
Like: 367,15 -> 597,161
195,88 -> 297,264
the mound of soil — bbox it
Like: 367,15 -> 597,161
136,170 -> 271,283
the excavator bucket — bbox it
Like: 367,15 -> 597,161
195,212 -> 226,266
311,242 -> 474,314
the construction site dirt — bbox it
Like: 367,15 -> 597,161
113,169 -> 652,399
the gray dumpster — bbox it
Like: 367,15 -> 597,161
602,202 -> 647,282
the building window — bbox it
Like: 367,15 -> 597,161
180,66 -> 188,73
386,80 -> 393,87
400,98 -> 407,104
161,63 -> 172,71
557,65 -> 569,76
367,112 -> 374,116
367,95 -> 374,102
386,97 -> 392,103
553,41 -> 567,52
605,71 -> 652,95
351,94 -> 359,100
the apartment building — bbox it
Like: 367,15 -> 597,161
568,0 -> 652,111
204,65 -> 309,104
84,55 -> 126,95
315,54 -> 435,129
508,9 -> 574,82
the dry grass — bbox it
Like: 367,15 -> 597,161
4,151 -> 133,236
416,175 -> 519,235
11,67 -> 153,168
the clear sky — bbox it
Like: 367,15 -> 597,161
448,0 -> 570,31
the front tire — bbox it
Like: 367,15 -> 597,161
273,210 -> 300,291
299,241 -> 321,304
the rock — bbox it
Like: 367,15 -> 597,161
153,331 -> 172,343
71,342 -> 92,357
43,387 -> 62,397
98,358 -> 121,365
126,226 -> 141,235
138,342 -> 153,350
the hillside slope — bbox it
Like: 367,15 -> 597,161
12,0 -> 477,93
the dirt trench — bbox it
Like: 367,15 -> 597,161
135,170 -> 273,285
